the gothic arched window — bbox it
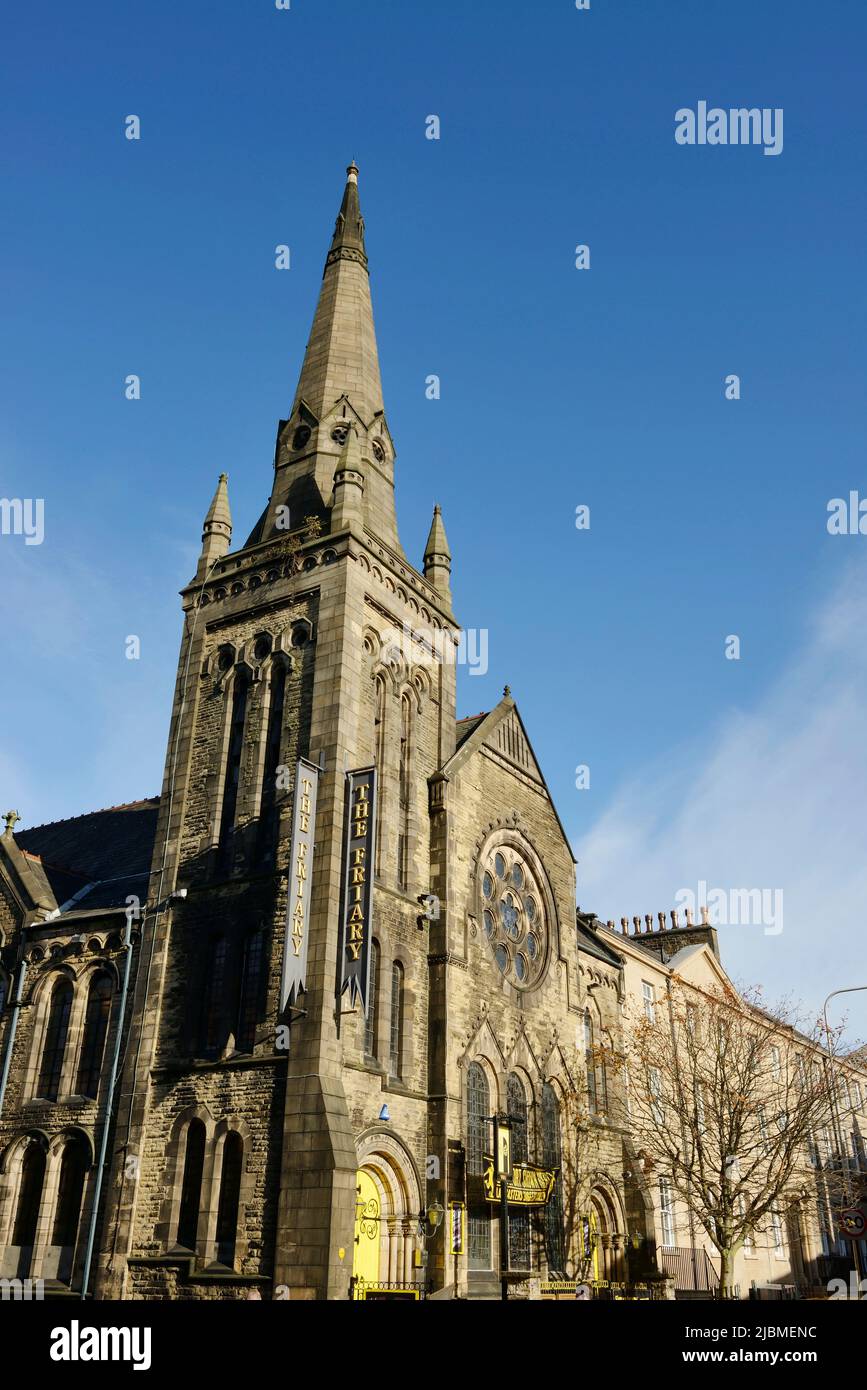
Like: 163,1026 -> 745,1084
201,937 -> 230,1056
218,668 -> 251,859
584,1011 -> 598,1115
397,693 -> 411,888
507,1074 -> 531,1271
363,938 -> 380,1058
389,961 -> 404,1078
215,1131 -> 244,1267
12,1141 -> 46,1258
176,1119 -> 206,1251
76,972 -> 113,1098
236,930 -> 265,1054
372,675 -> 385,875
51,1137 -> 89,1280
467,1062 -> 491,1270
542,1083 -> 566,1274
37,977 -> 73,1101
258,659 -> 288,859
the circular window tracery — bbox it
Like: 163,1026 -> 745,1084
478,843 -> 547,989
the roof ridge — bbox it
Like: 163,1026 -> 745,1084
18,796 -> 160,836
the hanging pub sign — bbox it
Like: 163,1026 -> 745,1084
482,1157 -> 557,1207
280,758 -> 320,1013
339,766 -> 378,1012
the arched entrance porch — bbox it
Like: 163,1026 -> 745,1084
351,1130 -> 422,1298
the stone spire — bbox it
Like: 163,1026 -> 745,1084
423,504 -> 452,597
252,163 -> 404,557
198,472 -> 232,575
290,162 -> 384,426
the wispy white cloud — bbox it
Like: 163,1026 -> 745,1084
576,562 -> 867,1045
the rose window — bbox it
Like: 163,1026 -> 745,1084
480,846 -> 546,988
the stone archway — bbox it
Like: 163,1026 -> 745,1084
588,1182 -> 626,1285
352,1131 -> 422,1294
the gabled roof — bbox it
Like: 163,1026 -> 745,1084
447,694 -> 576,865
14,799 -> 159,912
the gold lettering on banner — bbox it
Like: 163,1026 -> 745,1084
290,779 -> 313,957
344,784 -> 371,967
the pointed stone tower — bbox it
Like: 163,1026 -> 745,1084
100,166 -> 460,1301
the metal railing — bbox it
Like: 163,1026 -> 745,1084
659,1245 -> 720,1293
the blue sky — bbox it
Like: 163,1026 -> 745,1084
3,1 -> 866,1036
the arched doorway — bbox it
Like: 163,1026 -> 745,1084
588,1185 -> 625,1285
351,1132 -> 422,1299
353,1170 -> 382,1285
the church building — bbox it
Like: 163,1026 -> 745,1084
0,166 -> 639,1299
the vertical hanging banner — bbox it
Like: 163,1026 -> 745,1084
280,758 -> 320,1013
339,766 -> 378,1012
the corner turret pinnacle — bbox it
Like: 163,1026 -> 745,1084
199,472 -> 232,575
423,504 -> 452,597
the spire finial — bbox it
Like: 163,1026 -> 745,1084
3,810 -> 20,836
346,161 -> 359,184
503,685 -> 511,699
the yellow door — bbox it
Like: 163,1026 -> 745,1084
352,1170 -> 381,1292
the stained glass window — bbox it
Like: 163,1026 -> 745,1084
479,847 -> 547,989
389,962 -> 404,1077
363,939 -> 379,1056
507,1074 -> 531,1271
542,1083 -> 565,1274
467,1062 -> 491,1269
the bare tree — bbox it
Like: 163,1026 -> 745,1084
617,980 -> 843,1298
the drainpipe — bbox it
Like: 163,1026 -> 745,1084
0,960 -> 28,1119
79,916 -> 134,1300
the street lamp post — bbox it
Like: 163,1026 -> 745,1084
821,986 -> 867,1286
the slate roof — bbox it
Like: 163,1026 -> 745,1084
16,799 -> 159,912
455,712 -> 488,751
576,914 -> 625,969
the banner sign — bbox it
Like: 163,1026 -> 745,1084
339,766 -> 378,1012
280,758 -> 319,1012
482,1158 -> 557,1207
